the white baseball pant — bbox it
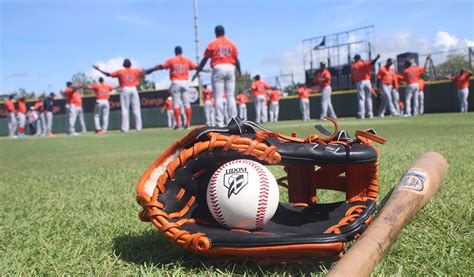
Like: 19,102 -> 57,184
269,102 -> 279,122
299,99 -> 310,121
391,88 -> 400,115
356,80 -> 373,119
7,112 -> 17,137
17,112 -> 26,130
239,104 -> 247,121
120,86 -> 142,132
253,94 -> 266,123
166,109 -> 175,128
379,84 -> 398,116
405,83 -> 419,116
170,80 -> 191,108
418,91 -> 424,115
320,86 -> 337,119
69,106 -> 87,134
94,100 -> 110,131
65,103 -> 71,134
458,88 -> 469,113
212,64 -> 237,127
36,112 -> 47,136
45,111 -> 53,134
204,100 -> 214,126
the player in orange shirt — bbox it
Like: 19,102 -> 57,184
34,96 -> 47,136
418,78 -> 426,115
86,77 -> 115,133
93,59 -> 156,132
153,46 -> 198,129
202,85 -> 215,126
251,75 -> 272,123
193,25 -> 241,127
160,96 -> 176,128
376,59 -> 398,117
314,61 -> 337,120
16,96 -> 27,138
236,90 -> 249,121
4,95 -> 17,138
351,54 -> 380,119
268,88 -> 282,122
62,82 -> 81,134
67,86 -> 87,135
297,85 -> 312,121
448,69 -> 472,113
402,55 -> 431,116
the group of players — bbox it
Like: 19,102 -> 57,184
4,25 -> 472,138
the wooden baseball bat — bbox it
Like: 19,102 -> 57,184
327,151 -> 448,276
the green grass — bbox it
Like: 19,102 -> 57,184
1,113 -> 473,275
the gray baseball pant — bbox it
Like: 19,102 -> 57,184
356,80 -> 373,119
8,112 -> 17,137
379,84 -> 398,116
299,99 -> 310,121
239,104 -> 247,120
94,100 -> 110,131
120,86 -> 142,132
45,111 -> 53,134
204,100 -> 214,126
458,88 -> 469,112
212,64 -> 237,127
254,94 -> 266,123
405,83 -> 419,116
269,102 -> 279,122
320,86 -> 337,119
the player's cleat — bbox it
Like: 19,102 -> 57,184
18,133 -> 27,139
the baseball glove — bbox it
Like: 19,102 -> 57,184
136,117 -> 386,263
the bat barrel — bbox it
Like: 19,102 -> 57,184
327,152 -> 448,276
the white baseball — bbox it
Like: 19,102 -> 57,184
206,159 -> 279,230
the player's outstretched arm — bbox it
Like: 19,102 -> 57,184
93,65 -> 111,77
371,54 -> 381,65
140,66 -> 160,77
192,57 -> 210,81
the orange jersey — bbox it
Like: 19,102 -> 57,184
63,87 -> 76,103
165,99 -> 173,110
297,87 -> 311,99
451,73 -> 472,89
89,83 -> 114,100
71,91 -> 82,107
110,67 -> 142,87
5,99 -> 15,112
393,74 -> 404,89
34,100 -> 44,111
236,93 -> 249,105
18,101 -> 27,113
269,90 -> 282,102
351,61 -> 373,82
377,66 -> 395,85
403,66 -> 425,85
314,69 -> 331,87
204,36 -> 238,68
161,55 -> 197,81
203,88 -> 213,102
418,79 -> 426,91
251,80 -> 271,96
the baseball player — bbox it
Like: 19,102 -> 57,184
43,93 -> 55,136
351,54 -> 380,119
251,75 -> 272,124
376,59 -> 398,117
193,25 -> 241,127
202,85 -> 215,126
5,95 -> 17,138
297,85 -> 312,121
86,77 -> 114,134
392,73 -> 404,115
402,55 -> 431,116
16,96 -> 27,138
34,96 -> 47,136
448,69 -> 472,113
63,83 -> 86,135
314,62 -> 337,120
236,91 -> 249,120
418,78 -> 426,115
262,92 -> 269,123
153,46 -> 197,129
268,88 -> 281,122
93,59 -> 156,132
161,96 -> 175,128
61,82 -> 73,133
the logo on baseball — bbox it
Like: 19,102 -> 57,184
207,159 -> 279,230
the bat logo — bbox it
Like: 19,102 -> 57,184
223,167 -> 249,198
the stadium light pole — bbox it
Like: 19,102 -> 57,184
193,0 -> 202,98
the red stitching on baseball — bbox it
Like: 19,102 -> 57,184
209,165 -> 227,227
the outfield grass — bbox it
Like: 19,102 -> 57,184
1,113 -> 473,275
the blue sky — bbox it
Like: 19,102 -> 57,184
1,0 -> 473,94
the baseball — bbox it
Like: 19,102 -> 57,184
206,159 -> 279,230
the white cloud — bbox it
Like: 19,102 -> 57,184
261,45 -> 306,84
434,31 -> 459,50
88,56 -> 140,87
465,39 -> 474,47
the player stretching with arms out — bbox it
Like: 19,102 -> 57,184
86,77 -> 114,134
93,59 -> 155,132
402,55 -> 430,116
193,25 -> 241,127
448,69 -> 472,113
351,54 -> 380,119
314,61 -> 337,120
153,46 -> 197,129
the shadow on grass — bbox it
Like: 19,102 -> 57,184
113,230 -> 332,274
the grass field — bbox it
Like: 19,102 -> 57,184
1,113 -> 473,275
